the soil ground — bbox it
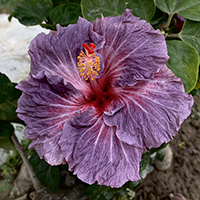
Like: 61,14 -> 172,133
134,95 -> 200,200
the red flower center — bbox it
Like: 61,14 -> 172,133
77,43 -> 115,114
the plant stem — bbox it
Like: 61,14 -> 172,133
11,132 -> 42,191
11,132 -> 87,200
165,13 -> 174,30
165,33 -> 181,39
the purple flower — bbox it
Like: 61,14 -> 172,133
16,10 -> 193,188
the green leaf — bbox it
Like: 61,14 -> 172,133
166,40 -> 199,93
150,7 -> 166,29
155,147 -> 166,162
0,100 -> 18,122
40,23 -> 56,30
0,73 -> 15,104
155,0 -> 200,21
140,153 -> 150,171
0,74 -> 22,123
129,179 -> 143,191
51,0 -> 80,7
29,151 -> 60,192
140,164 -> 154,178
0,0 -> 12,9
0,93 -> 22,123
148,142 -> 167,155
126,0 -> 156,22
81,0 -> 126,22
87,184 -> 116,200
180,19 -> 200,57
49,3 -> 81,25
8,0 -> 53,26
81,0 -> 155,22
0,120 -> 14,150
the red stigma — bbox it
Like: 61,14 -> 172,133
82,43 -> 96,54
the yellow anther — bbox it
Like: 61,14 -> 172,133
77,43 -> 101,81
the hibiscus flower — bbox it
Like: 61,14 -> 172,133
16,9 -> 193,188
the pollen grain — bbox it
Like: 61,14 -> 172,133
77,43 -> 101,81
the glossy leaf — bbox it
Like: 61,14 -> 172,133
81,0 -> 155,22
87,185 -> 115,200
86,183 -> 127,200
156,147 -> 166,162
0,89 -> 22,123
40,23 -> 56,30
0,100 -> 18,122
81,0 -> 126,21
155,0 -> 200,21
0,74 -> 22,123
166,40 -> 199,93
150,7 -> 166,30
49,3 -> 81,25
8,0 -> 53,26
0,120 -> 14,150
129,179 -> 143,191
51,0 -> 80,7
126,0 -> 156,22
29,151 -> 60,192
86,182 -> 137,200
148,142 -> 167,155
0,0 -> 12,9
140,153 -> 150,172
0,73 -> 15,104
140,164 -> 154,179
180,19 -> 200,56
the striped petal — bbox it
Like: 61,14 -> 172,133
29,18 -> 105,92
16,75 -> 85,165
104,65 -> 193,149
59,108 -> 143,188
93,9 -> 169,87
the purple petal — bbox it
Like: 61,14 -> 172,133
29,18 -> 105,91
59,108 -> 143,188
16,75 -> 85,165
29,132 -> 67,165
93,9 -> 169,86
104,65 -> 193,149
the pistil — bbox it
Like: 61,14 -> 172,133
89,78 -> 106,101
77,43 -> 106,101
77,43 -> 101,81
